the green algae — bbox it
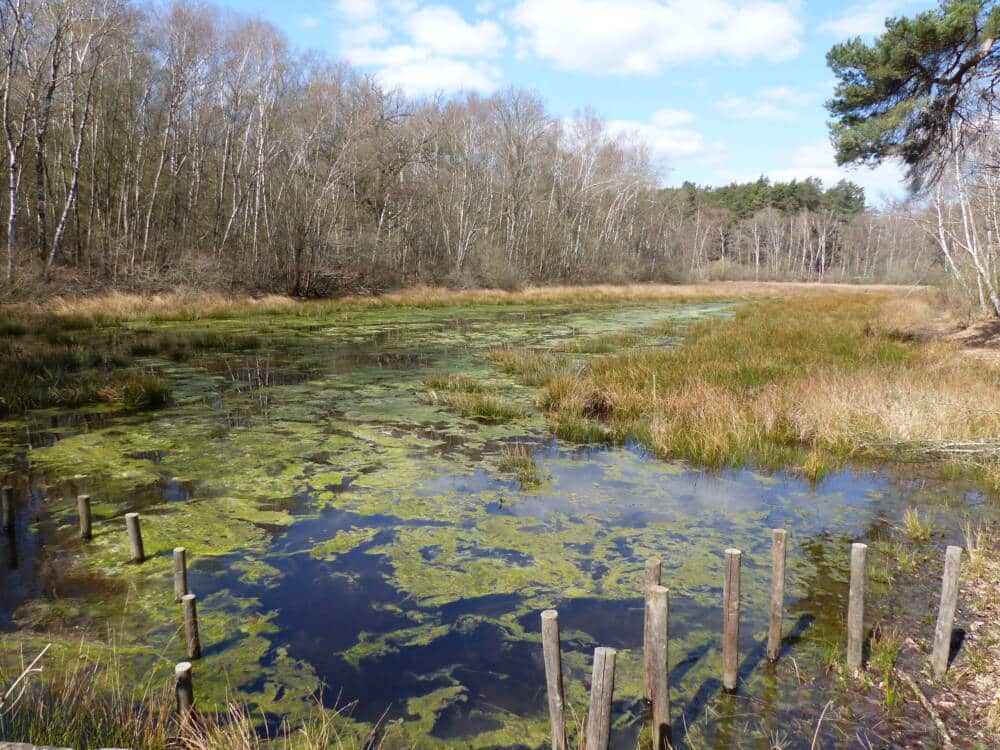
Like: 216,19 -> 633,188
1,297 -> 989,747
310,527 -> 379,561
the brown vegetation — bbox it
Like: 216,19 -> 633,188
487,287 -> 1000,484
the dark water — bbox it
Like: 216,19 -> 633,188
0,301 -> 991,748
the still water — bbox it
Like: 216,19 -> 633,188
0,301 -> 990,748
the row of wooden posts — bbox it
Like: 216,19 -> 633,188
540,530 -> 965,750
1,486 -> 202,716
0,488 -> 968,738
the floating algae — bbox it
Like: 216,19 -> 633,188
0,299 -> 995,748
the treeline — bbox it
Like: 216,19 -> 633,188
0,0 -> 936,297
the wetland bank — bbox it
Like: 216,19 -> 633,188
0,285 -> 997,748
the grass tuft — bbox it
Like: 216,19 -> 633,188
427,390 -> 526,423
0,641 -> 360,749
423,373 -> 492,393
497,444 -> 544,486
899,507 -> 935,541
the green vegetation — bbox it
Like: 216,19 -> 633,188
488,290 -> 1000,481
678,175 -> 865,219
899,507 -> 935,541
827,0 -> 1000,186
0,642 -> 354,750
431,391 -> 527,423
497,444 -> 544,486
868,626 -> 903,710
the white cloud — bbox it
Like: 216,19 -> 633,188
406,5 -> 506,57
728,141 -> 908,204
300,15 -> 321,29
606,108 -> 725,166
818,1 -> 923,38
340,3 -> 505,95
510,0 -> 803,75
717,96 -> 795,121
337,0 -> 379,21
716,86 -> 811,121
340,22 -> 391,48
375,57 -> 502,95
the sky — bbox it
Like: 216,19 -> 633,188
215,0 -> 932,202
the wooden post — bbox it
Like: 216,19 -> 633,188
767,529 -> 787,662
648,585 -> 670,749
722,548 -> 741,691
182,593 -> 201,660
125,512 -> 144,563
2,485 -> 13,531
541,610 -> 567,750
585,647 -> 616,750
78,495 -> 92,540
931,545 -> 963,680
643,557 -> 661,701
846,542 -> 867,674
174,547 -> 188,603
175,661 -> 194,715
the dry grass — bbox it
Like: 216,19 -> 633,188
3,282 -> 921,324
0,639 -> 361,749
493,289 -> 1000,475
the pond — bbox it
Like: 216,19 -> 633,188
0,300 -> 992,748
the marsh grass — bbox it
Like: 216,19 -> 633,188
0,640 -> 364,750
0,338 -> 171,416
14,282 -> 847,325
486,348 -> 578,386
497,444 -> 544,486
868,626 -> 902,710
899,508 -> 935,541
560,331 -> 641,354
963,521 -> 987,577
427,390 -> 526,423
422,373 -> 492,393
493,290 -> 1000,478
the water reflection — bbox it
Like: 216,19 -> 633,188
0,301 -> 992,747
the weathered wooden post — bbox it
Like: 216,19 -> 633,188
643,557 -> 661,700
648,585 -> 670,749
541,610 -> 567,750
174,547 -> 188,603
182,593 -> 201,660
175,661 -> 194,715
585,647 -> 616,750
847,542 -> 867,674
931,545 -> 963,680
2,485 -> 14,532
722,548 -> 741,691
767,529 -> 787,662
78,495 -> 92,540
125,512 -> 144,563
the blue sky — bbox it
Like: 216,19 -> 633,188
216,0 -> 931,201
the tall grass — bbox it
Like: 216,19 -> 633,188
5,281 -> 907,325
492,290 -> 1000,475
0,641 -> 361,749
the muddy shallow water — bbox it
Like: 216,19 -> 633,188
0,300 -> 993,748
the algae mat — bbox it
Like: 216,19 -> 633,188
0,300 -> 993,748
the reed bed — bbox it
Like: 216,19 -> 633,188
5,282 -> 917,325
487,289 -> 1000,482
